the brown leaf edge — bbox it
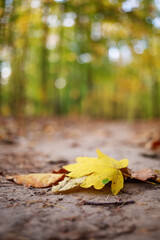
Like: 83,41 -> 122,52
121,167 -> 160,183
52,168 -> 69,184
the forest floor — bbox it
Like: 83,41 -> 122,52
0,117 -> 160,240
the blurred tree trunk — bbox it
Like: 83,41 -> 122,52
148,46 -> 160,119
40,3 -> 49,115
9,2 -> 29,117
151,77 -> 160,119
0,70 -> 2,116
53,3 -> 65,115
0,1 -> 6,115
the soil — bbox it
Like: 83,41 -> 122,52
0,117 -> 160,240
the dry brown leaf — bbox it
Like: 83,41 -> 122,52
52,168 -> 68,174
6,173 -> 64,188
150,139 -> 160,150
121,167 -> 132,179
131,168 -> 160,182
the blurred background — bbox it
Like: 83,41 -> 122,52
0,0 -> 160,119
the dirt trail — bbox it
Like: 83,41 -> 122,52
0,118 -> 160,240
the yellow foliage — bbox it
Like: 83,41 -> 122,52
63,150 -> 128,195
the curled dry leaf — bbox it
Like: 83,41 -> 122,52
52,176 -> 86,193
6,173 -> 64,188
131,168 -> 160,183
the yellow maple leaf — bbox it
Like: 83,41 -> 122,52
63,149 -> 128,195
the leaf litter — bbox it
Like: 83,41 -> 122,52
6,149 -> 160,195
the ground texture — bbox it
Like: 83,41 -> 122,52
0,117 -> 160,240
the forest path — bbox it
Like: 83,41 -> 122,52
0,118 -> 160,240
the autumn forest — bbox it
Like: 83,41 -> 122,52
0,0 -> 160,119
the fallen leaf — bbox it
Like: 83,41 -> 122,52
121,167 -> 132,179
150,139 -> 160,150
63,149 -> 128,195
52,168 -> 68,174
52,176 -> 86,192
131,168 -> 160,183
141,137 -> 160,159
6,173 -> 64,188
155,170 -> 160,183
142,129 -> 160,151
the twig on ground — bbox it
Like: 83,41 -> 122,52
83,200 -> 135,206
